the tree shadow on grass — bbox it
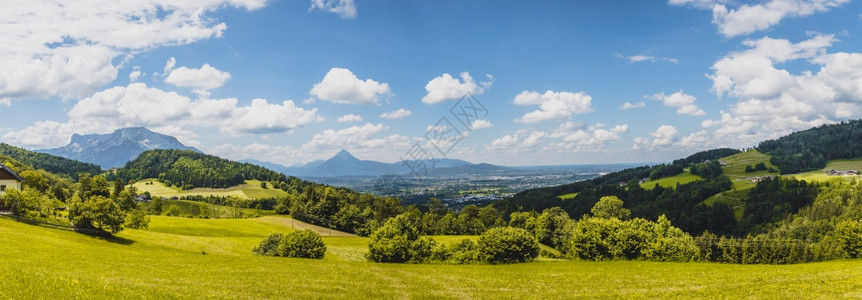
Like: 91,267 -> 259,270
78,230 -> 136,246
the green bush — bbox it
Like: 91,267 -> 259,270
477,227 -> 540,264
835,220 -> 862,258
124,209 -> 151,230
252,233 -> 283,256
164,205 -> 182,217
569,215 -> 698,262
277,230 -> 326,259
367,214 -> 433,263
430,238 -> 479,264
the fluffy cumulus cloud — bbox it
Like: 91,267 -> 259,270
310,0 -> 357,19
633,125 -> 679,150
648,90 -> 706,116
547,122 -> 628,151
422,72 -> 493,104
670,0 -> 850,37
164,62 -> 231,95
699,34 -> 862,146
471,120 -> 493,130
0,0 -> 266,104
3,83 -> 318,148
620,101 -> 646,110
300,123 -> 409,160
487,129 -> 548,153
514,90 -> 593,123
337,114 -> 363,123
380,108 -> 411,119
310,67 -> 390,105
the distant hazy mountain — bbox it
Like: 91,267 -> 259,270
239,159 -> 292,175
298,149 -> 403,177
40,127 -> 200,169
250,149 -> 497,178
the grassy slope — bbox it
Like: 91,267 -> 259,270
792,160 -> 862,184
639,171 -> 703,190
133,179 -> 288,199
2,217 -> 861,298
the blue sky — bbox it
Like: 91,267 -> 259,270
2,0 -> 862,166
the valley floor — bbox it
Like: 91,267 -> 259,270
1,216 -> 860,299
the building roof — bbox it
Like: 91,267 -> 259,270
0,164 -> 25,182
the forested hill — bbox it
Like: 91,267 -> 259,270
113,149 -> 289,189
0,143 -> 101,179
757,119 -> 862,174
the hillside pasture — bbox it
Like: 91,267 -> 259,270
793,159 -> 862,184
1,216 -> 860,299
639,171 -> 702,190
133,179 -> 288,200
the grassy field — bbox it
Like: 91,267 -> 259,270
639,171 -> 703,190
557,192 -> 578,200
133,179 -> 288,200
2,216 -> 860,298
720,150 -> 779,190
792,159 -> 862,184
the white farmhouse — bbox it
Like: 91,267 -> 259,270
0,164 -> 24,196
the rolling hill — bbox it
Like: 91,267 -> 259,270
1,215 -> 859,298
0,143 -> 101,179
495,119 -> 862,237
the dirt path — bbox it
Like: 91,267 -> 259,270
255,215 -> 356,237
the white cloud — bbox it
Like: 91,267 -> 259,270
165,63 -> 231,92
620,101 -> 646,110
629,55 -> 655,63
471,120 -> 493,130
337,114 -> 363,123
514,90 -> 593,123
648,90 -> 706,116
3,83 -> 318,148
163,57 -> 177,75
487,129 -> 547,153
671,0 -> 850,37
309,67 -> 390,105
129,67 -> 142,82
701,34 -> 862,146
633,125 -> 678,150
422,72 -> 493,104
226,99 -> 320,135
549,122 -> 629,150
380,108 -> 412,119
301,123 -> 409,160
310,0 -> 357,19
668,0 -> 728,9
0,1 -> 266,104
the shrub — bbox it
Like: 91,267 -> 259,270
164,205 -> 182,217
569,215 -> 698,262
835,220 -> 862,258
367,214 -> 433,263
477,227 -> 540,264
124,209 -> 151,230
533,207 -> 574,251
277,230 -> 326,259
252,233 -> 284,256
591,196 -> 631,220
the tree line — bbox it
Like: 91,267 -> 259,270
758,119 -> 862,174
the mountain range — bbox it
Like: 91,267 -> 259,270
244,149 -> 489,178
40,127 -> 200,169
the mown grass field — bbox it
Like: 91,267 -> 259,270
639,171 -> 702,190
793,159 -> 862,184
2,216 -> 860,299
133,179 -> 288,200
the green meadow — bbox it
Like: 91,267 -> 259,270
2,216 -> 860,299
133,179 -> 288,200
639,171 -> 702,189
